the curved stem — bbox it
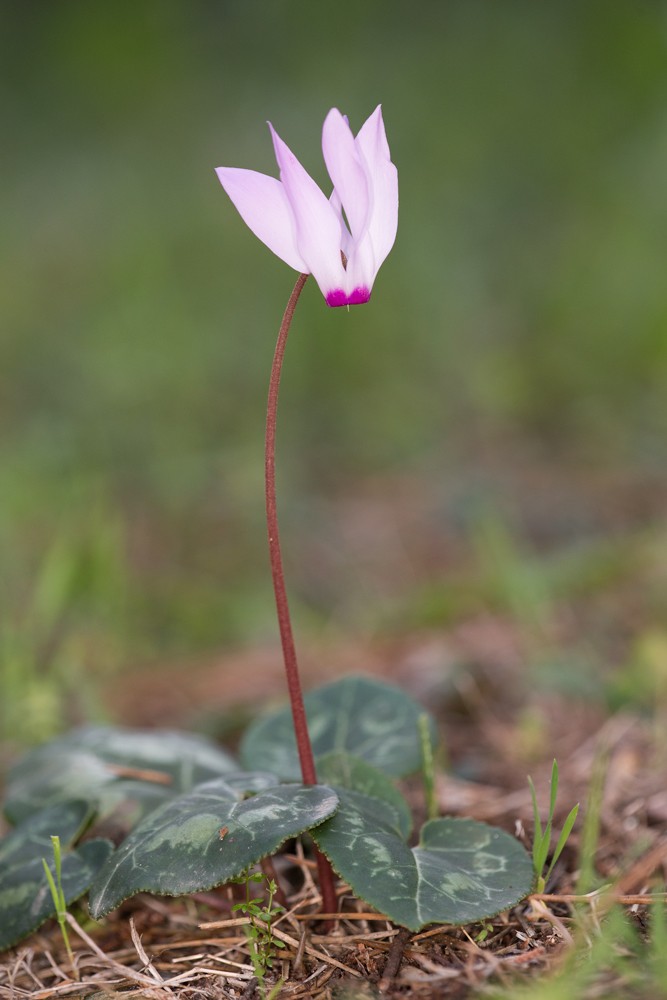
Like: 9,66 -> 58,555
265,273 -> 338,917
265,272 -> 316,784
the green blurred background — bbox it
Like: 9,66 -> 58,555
2,1 -> 666,743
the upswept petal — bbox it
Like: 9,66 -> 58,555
268,123 -> 346,299
356,104 -> 391,160
322,109 -> 371,243
329,189 -> 354,259
343,238 -> 376,300
354,106 -> 399,271
215,167 -> 306,273
328,187 -> 375,300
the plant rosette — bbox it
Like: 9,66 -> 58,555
0,675 -> 533,950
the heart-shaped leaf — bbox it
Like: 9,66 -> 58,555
312,790 -> 533,930
5,727 -> 239,824
89,776 -> 339,918
241,676 -> 436,780
0,839 -> 113,952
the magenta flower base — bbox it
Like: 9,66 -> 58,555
326,286 -> 371,307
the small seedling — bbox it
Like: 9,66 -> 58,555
42,835 -> 77,978
528,758 -> 579,893
232,871 -> 285,998
474,920 -> 494,944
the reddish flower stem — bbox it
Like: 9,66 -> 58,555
265,272 -> 338,918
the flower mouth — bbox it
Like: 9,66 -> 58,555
325,286 -> 371,308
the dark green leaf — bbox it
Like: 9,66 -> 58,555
89,777 -> 338,918
240,676 -> 436,780
315,751 -> 412,839
312,790 -> 533,930
0,839 -> 113,952
0,800 -> 91,868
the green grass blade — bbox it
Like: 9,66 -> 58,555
50,835 -> 66,912
576,749 -> 607,893
549,759 -> 559,820
41,857 -> 60,913
545,803 -> 579,884
527,775 -> 543,870
535,820 -> 552,876
419,713 -> 438,821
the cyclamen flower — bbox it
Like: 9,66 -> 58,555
216,106 -> 398,307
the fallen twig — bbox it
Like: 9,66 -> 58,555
378,926 -> 412,991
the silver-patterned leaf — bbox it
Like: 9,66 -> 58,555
62,726 -> 239,781
240,676 -> 436,780
312,790 -> 533,930
5,726 -> 239,824
89,777 -> 339,918
5,751 -> 115,824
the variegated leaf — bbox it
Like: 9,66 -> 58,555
312,790 -> 533,930
5,726 -> 239,824
0,839 -> 112,952
89,777 -> 338,918
241,676 -> 436,780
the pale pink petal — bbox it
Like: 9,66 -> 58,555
329,189 -> 354,259
215,167 -> 306,273
354,105 -> 399,272
329,185 -> 374,301
344,239 -> 376,298
356,104 -> 391,160
322,109 -> 371,242
268,123 -> 346,299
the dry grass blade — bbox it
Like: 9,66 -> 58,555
63,914 -> 162,990
129,919 -> 163,984
105,765 -> 173,785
